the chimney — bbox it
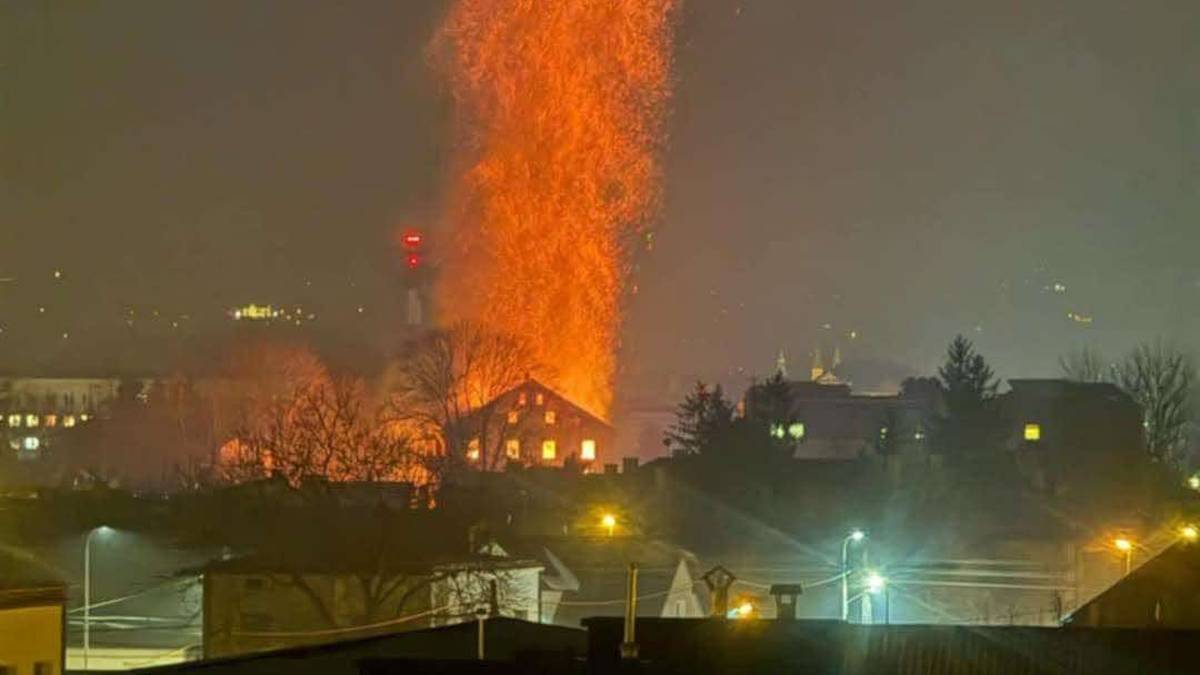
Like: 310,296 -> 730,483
622,457 -> 640,474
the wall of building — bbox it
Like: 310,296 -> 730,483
0,604 -> 63,674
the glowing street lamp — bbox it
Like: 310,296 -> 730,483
865,572 -> 886,594
1181,525 -> 1199,543
841,529 -> 866,622
84,526 -> 115,670
865,572 -> 890,624
1188,475 -> 1200,491
1113,537 -> 1133,575
601,514 -> 617,537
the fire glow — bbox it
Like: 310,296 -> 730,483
434,0 -> 679,418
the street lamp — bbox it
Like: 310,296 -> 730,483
865,572 -> 889,624
1113,537 -> 1133,575
841,529 -> 865,622
601,514 -> 617,537
84,526 -> 114,670
1181,525 -> 1199,543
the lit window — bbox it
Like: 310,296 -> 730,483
581,439 -> 596,461
23,436 -> 39,451
63,415 -> 76,428
787,422 -> 805,440
467,438 -> 481,462
914,428 -> 926,441
6,414 -> 19,428
879,426 -> 889,439
25,414 -> 39,428
505,439 -> 520,459
544,410 -> 557,425
542,439 -> 557,460
518,392 -> 528,406
80,413 -> 90,422
535,393 -> 545,406
1024,423 -> 1041,441
45,415 -> 57,428
507,410 -> 519,425
770,423 -> 785,439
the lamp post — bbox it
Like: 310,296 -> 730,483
84,526 -> 113,670
1113,537 -> 1133,576
841,529 -> 865,622
866,572 -> 888,624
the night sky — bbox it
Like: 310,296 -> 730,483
4,1 -> 1200,399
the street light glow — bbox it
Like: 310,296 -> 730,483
601,513 -> 616,536
865,572 -> 886,594
1189,475 -> 1200,490
1181,525 -> 1199,542
850,529 -> 865,542
1114,537 -> 1133,552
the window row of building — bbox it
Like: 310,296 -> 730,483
4,413 -> 90,429
465,438 -> 598,463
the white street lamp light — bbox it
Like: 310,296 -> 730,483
84,526 -> 114,670
841,530 -> 866,622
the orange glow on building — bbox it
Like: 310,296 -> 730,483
434,0 -> 679,419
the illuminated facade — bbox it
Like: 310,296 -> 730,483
0,377 -> 132,462
463,379 -> 614,471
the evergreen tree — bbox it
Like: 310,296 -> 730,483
933,335 -> 1001,457
664,382 -> 736,456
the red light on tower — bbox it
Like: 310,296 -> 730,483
406,252 -> 421,270
401,231 -> 423,250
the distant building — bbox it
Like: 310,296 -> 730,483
461,379 -> 614,471
0,551 -> 67,675
999,379 -> 1143,494
0,376 -> 134,462
744,380 -> 933,461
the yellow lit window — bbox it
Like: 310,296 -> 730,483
63,415 -> 76,428
6,414 -> 20,428
788,422 -> 805,440
542,439 -> 557,460
507,410 -> 519,425
535,393 -> 545,406
45,415 -> 57,428
518,392 -> 528,406
581,439 -> 596,461
467,438 -> 481,462
544,410 -> 556,425
25,414 -> 39,428
1024,423 -> 1041,441
505,439 -> 520,459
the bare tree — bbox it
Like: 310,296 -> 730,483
1113,341 -> 1194,465
1059,346 -> 1109,383
383,322 -> 543,474
221,377 -> 421,486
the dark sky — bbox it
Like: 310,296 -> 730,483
4,1 -> 1200,397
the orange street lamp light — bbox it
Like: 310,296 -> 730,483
602,513 -> 617,537
1181,525 -> 1199,543
1113,537 -> 1133,575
